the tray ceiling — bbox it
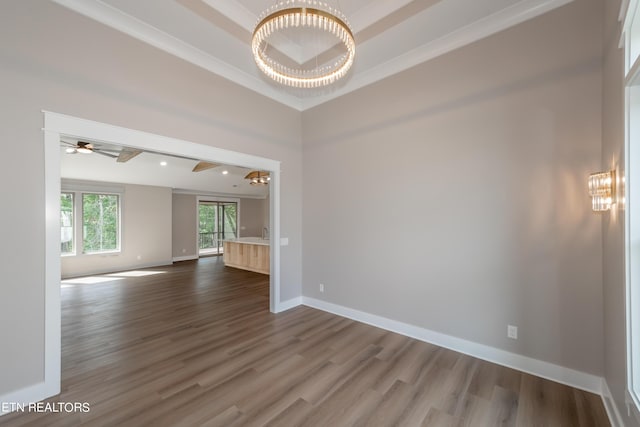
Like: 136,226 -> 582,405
51,0 -> 572,111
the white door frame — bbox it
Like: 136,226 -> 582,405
42,110 -> 282,400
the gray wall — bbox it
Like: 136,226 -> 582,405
240,197 -> 267,237
61,182 -> 173,278
302,0 -> 604,375
0,0 -> 302,395
602,0 -> 634,424
172,193 -> 198,259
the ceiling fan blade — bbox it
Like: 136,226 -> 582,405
244,171 -> 270,179
192,161 -> 219,172
117,149 -> 142,163
94,150 -> 118,159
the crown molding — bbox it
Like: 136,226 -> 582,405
51,0 -> 572,112
300,0 -> 573,110
201,0 -> 256,31
50,0 -> 303,110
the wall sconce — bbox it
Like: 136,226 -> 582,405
588,171 -> 615,212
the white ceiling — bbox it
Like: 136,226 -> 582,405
51,0 -> 571,111
60,139 -> 270,198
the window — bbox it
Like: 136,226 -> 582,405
82,193 -> 119,253
60,193 -> 74,255
60,190 -> 121,257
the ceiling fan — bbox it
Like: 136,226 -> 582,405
63,140 -> 225,173
62,141 -> 142,163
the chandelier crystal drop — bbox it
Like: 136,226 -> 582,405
252,1 -> 356,88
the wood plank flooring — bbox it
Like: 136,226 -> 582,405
0,257 -> 609,426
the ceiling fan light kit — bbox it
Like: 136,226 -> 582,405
63,141 -> 138,161
76,142 -> 94,154
252,0 -> 355,88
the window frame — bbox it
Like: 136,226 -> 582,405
81,192 -> 121,255
60,192 -> 75,256
60,185 -> 123,258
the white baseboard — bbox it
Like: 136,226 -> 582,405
0,381 -> 49,416
301,296 -> 603,395
276,297 -> 302,313
172,255 -> 198,262
602,379 -> 625,427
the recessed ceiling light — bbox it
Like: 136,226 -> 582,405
160,161 -> 167,166
222,170 -> 229,175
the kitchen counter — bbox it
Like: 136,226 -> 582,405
224,237 -> 269,246
223,237 -> 270,275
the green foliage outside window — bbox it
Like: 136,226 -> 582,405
60,193 -> 74,254
83,193 -> 119,253
198,202 -> 237,250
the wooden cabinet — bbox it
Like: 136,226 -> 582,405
223,241 -> 270,275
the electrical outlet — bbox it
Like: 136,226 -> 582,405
319,283 -> 324,293
507,325 -> 518,340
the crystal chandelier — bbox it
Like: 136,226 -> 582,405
252,1 -> 356,88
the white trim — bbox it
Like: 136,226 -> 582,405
197,196 -> 241,204
627,389 -> 640,424
627,55 -> 640,87
171,255 -> 198,262
39,110 -> 282,407
300,0 -> 573,110
302,297 -> 603,394
61,179 -> 125,193
51,0 -> 571,112
277,296 -> 302,312
44,129 -> 62,402
622,0 -> 633,23
201,0 -> 256,32
49,0 -> 302,111
602,380 -> 625,427
173,188 -> 267,200
0,382 -> 48,416
270,169 -> 282,313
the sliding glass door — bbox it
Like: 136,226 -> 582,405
198,201 -> 237,255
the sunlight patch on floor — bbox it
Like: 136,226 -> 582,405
61,276 -> 124,285
107,270 -> 167,277
61,270 -> 167,287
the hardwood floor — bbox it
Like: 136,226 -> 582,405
0,257 -> 609,426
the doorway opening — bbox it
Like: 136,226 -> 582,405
43,111 -> 283,404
